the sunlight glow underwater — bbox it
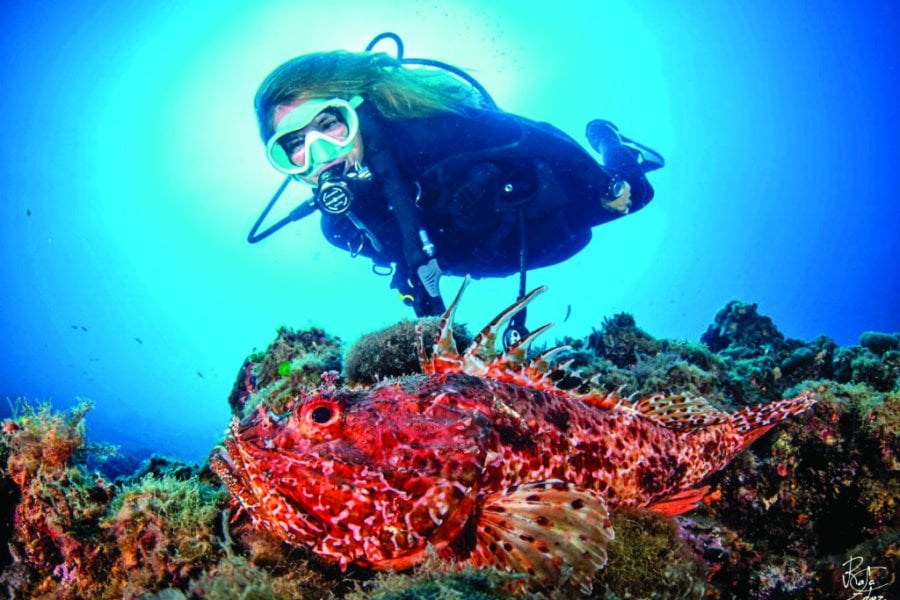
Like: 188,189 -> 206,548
1,0 -> 898,462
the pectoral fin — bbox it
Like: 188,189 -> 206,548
463,480 -> 613,595
646,485 -> 711,516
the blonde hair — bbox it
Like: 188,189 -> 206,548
254,50 -> 484,141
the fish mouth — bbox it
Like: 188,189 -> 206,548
210,439 -> 330,545
209,440 -> 242,486
209,435 -> 270,492
213,445 -> 236,472
211,434 -> 324,492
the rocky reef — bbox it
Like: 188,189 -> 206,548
0,400 -> 340,599
228,326 -> 342,418
1,300 -> 897,599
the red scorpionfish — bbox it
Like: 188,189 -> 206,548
211,280 -> 814,593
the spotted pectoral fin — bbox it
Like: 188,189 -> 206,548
463,480 -> 613,594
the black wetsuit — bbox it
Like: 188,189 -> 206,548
319,101 -> 655,315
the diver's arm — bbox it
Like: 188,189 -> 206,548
357,104 -> 447,315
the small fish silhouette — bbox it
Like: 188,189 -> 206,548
135,337 -> 143,344
197,371 -> 204,379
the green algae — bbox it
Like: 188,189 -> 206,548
344,318 -> 472,386
594,510 -> 706,599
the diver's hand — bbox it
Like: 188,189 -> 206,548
601,180 -> 632,214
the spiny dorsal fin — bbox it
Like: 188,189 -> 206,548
463,285 -> 547,363
500,322 -> 554,365
422,281 -> 601,399
580,387 -> 630,411
529,345 -> 570,374
519,346 -> 574,390
419,277 -> 469,374
415,323 -> 428,371
632,394 -> 730,430
463,480 -> 613,595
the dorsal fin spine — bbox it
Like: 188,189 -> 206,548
501,322 -> 554,365
463,286 -> 547,362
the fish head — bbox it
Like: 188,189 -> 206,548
211,380 -> 492,569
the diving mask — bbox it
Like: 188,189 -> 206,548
266,96 -> 364,176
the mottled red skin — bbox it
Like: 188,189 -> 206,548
214,376 -> 489,569
211,369 -> 807,571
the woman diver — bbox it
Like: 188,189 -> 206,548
250,37 -> 664,342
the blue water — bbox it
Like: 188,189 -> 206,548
2,1 -> 898,464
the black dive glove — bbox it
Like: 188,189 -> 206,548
391,259 -> 446,317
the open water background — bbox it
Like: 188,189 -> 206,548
1,0 -> 897,462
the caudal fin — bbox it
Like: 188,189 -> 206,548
731,391 -> 816,450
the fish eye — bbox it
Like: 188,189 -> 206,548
302,398 -> 342,429
311,406 -> 333,424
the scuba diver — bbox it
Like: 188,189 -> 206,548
249,34 -> 664,345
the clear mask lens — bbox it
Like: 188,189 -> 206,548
266,97 -> 362,176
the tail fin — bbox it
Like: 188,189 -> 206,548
731,391 -> 816,450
